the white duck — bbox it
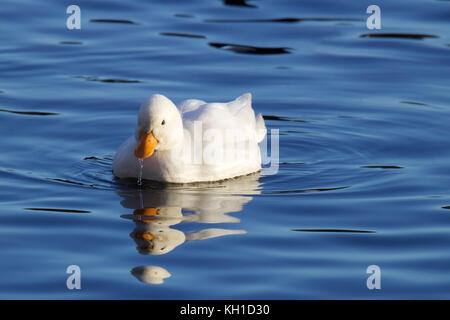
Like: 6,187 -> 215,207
113,93 -> 266,183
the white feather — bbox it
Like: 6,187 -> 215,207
113,93 -> 267,183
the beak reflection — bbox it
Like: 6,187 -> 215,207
116,172 -> 262,284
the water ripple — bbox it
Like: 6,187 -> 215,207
209,42 -> 291,54
0,107 -> 58,116
360,33 -> 439,40
90,19 -> 137,24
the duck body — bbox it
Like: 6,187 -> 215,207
113,93 -> 266,183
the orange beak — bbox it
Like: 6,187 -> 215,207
133,208 -> 159,223
133,208 -> 159,216
134,232 -> 154,241
134,131 -> 158,159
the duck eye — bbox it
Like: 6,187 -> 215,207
161,120 -> 165,125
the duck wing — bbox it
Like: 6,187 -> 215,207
181,93 -> 266,143
177,99 -> 206,115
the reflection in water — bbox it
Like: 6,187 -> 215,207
131,266 -> 171,285
116,173 -> 262,284
126,207 -> 247,255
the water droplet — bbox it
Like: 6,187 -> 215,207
139,188 -> 143,209
137,159 -> 144,187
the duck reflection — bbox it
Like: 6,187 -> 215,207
126,207 -> 247,255
116,173 -> 262,283
131,265 -> 171,285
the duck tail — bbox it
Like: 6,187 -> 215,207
255,112 -> 267,143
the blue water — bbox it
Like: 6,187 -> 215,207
0,0 -> 449,299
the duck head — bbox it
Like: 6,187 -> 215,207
134,94 -> 183,159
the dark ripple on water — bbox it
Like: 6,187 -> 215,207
209,42 -> 291,54
205,17 -> 363,23
360,33 -> 439,40
160,32 -> 206,39
292,228 -> 376,233
73,76 -> 142,83
223,0 -> 258,8
90,19 -> 137,24
24,208 -> 91,213
59,41 -> 83,45
0,107 -> 58,116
